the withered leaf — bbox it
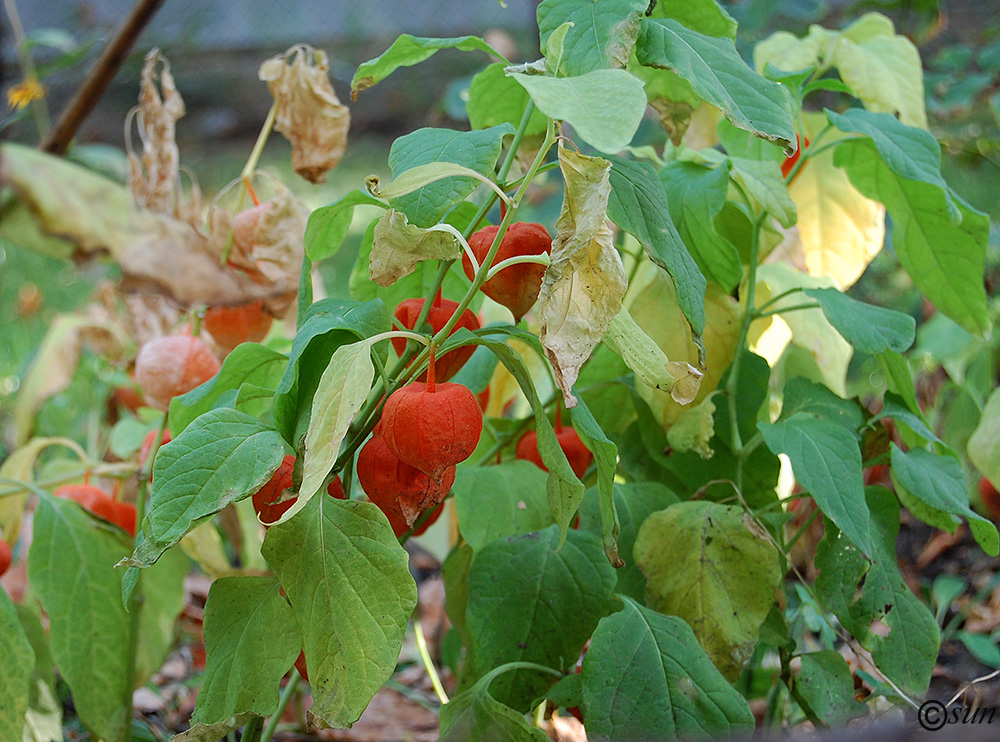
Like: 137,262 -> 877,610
259,44 -> 351,184
368,209 -> 461,287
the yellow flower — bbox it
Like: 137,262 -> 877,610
7,78 -> 46,110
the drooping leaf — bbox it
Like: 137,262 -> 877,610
439,663 -> 551,742
135,548 -> 189,685
581,597 -> 755,741
304,190 -> 386,261
606,155 -> 706,334
538,148 -> 627,407
386,125 -> 513,227
262,495 -> 417,729
667,393 -> 717,458
0,589 -> 34,741
192,576 -> 301,724
129,409 -> 286,567
466,525 -> 616,710
969,388 -> 1000,493
815,487 -> 940,695
577,482 -> 679,602
536,0 -> 648,75
758,412 -> 871,555
509,70 -> 646,154
352,35 -> 506,96
794,651 -> 866,725
570,394 -> 622,566
467,63 -> 548,134
636,18 -> 795,150
634,501 -> 782,680
452,462 -> 554,553
890,445 -> 999,556
368,209 -> 461,286
168,343 -> 288,434
802,287 -> 915,354
29,494 -> 131,742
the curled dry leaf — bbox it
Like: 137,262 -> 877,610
667,393 -> 718,459
538,147 -> 627,407
259,44 -> 350,184
127,49 -> 200,223
369,209 -> 461,286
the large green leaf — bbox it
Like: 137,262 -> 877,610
633,501 -> 781,680
536,0 -> 648,75
510,70 -> 646,154
815,487 -> 939,695
192,576 -> 301,724
658,160 -> 741,291
387,125 -> 513,227
129,409 -> 286,567
636,18 -> 795,151
272,298 -> 391,446
0,589 -> 34,741
352,35 -> 505,96
467,63 -> 548,134
794,651 -> 866,725
439,663 -> 550,742
28,494 -> 131,742
890,445 -> 999,556
802,288 -> 915,354
261,495 -> 417,729
758,412 -> 872,555
169,343 -> 287,434
304,190 -> 387,261
834,138 -> 990,337
452,462 -> 554,553
466,525 -> 616,710
577,482 -> 679,602
606,155 -> 706,335
581,597 -> 755,741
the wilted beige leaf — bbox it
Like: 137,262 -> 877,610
259,44 -> 351,184
368,209 -> 461,287
538,148 -> 627,408
769,113 -> 886,290
667,393 -> 719,458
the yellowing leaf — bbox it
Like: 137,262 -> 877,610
667,393 -> 718,458
368,209 -> 462,287
753,26 -> 831,75
539,148 -> 627,407
179,523 -> 232,578
772,114 -> 886,290
259,44 -> 350,184
629,275 -> 742,429
969,389 -> 1000,492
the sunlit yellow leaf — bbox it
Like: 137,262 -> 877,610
368,209 -> 461,287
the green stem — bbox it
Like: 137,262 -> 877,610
485,253 -> 550,280
754,287 -> 804,316
242,714 -> 264,742
497,101 -> 536,184
296,253 -> 313,329
260,672 -> 300,742
414,617 -> 449,704
755,303 -> 820,319
784,506 -> 821,553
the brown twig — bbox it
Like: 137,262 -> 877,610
40,0 -> 165,155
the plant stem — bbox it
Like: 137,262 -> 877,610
485,253 -> 551,281
755,303 -> 820,319
414,618 -> 449,704
260,672 -> 300,742
753,287 -> 804,316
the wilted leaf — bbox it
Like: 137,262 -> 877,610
368,209 -> 461,286
259,44 -> 350,183
538,148 -> 627,407
667,393 -> 717,458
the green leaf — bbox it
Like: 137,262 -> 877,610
14,601 -> 62,742
261,495 -> 417,729
192,576 -> 301,724
273,298 -> 391,446
802,287 -> 915,354
536,0 -> 648,75
794,651 -> 866,725
467,63 -> 548,134
834,138 -> 990,337
570,394 -> 622,566
969,388 -> 1000,492
758,412 -> 872,555
28,494 -> 131,742
444,542 -> 475,651
452,461 -> 554,553
577,482 -> 679,601
779,377 -> 865,432
171,715 -> 253,742
815,487 -> 940,695
169,343 -> 287,434
658,160 -> 741,291
606,155 -> 706,334
727,156 -> 797,228
304,190 -> 387,261
647,0 -> 738,38
581,597 -> 755,741
877,351 -> 922,417
636,18 -> 795,151
387,125 -> 513,227
466,525 -> 616,710
634,501 -> 781,680
510,70 -> 646,154
439,663 -> 551,742
129,409 -> 286,567
0,589 -> 34,741
890,445 -> 999,556
135,548 -> 189,685
352,35 -> 505,96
